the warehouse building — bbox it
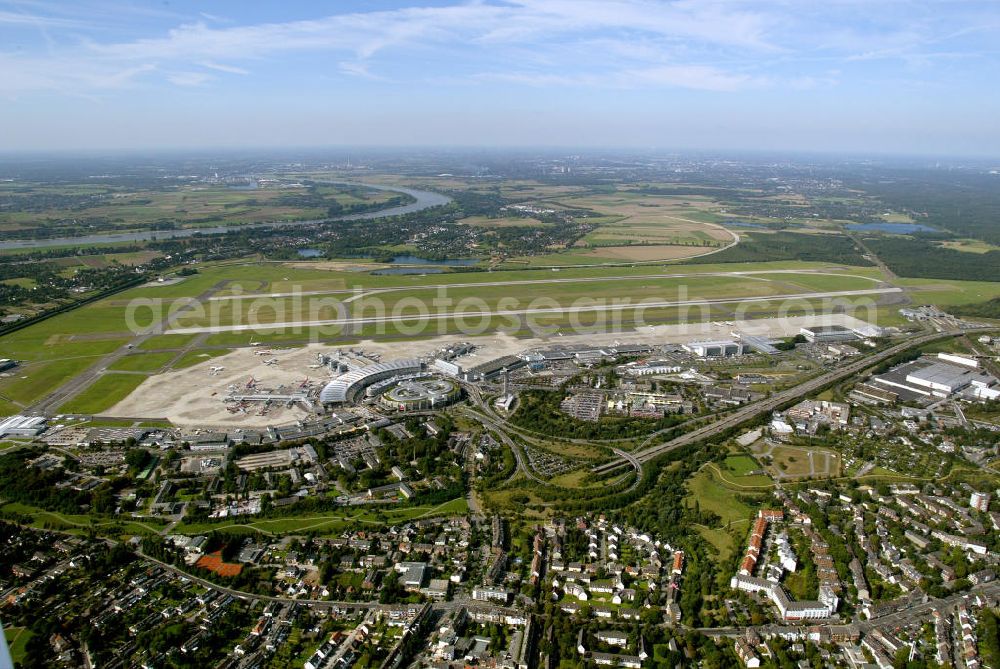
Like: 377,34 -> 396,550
799,325 -> 857,343
683,340 -> 745,358
0,415 -> 47,438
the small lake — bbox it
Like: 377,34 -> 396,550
846,222 -> 936,234
390,255 -> 479,266
297,248 -> 323,258
721,220 -> 766,229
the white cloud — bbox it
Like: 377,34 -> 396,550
200,61 -> 249,75
166,71 -> 212,87
0,0 -> 996,97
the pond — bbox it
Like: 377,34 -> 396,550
846,222 -> 936,234
721,220 -> 767,229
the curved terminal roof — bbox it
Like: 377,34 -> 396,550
319,359 -> 423,404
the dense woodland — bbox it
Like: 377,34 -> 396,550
683,231 -> 872,266
849,169 -> 1000,245
862,235 -> 1000,281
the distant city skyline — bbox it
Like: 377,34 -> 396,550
2,0 -> 999,156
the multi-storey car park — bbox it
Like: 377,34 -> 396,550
378,378 -> 461,411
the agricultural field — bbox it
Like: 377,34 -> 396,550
935,239 -> 1000,254
0,181 -> 400,236
458,215 -> 549,228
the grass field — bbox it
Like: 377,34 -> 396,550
4,626 -> 32,666
171,349 -> 232,369
897,278 -> 1000,307
936,239 -> 1000,254
695,525 -> 742,562
722,455 -> 759,476
57,373 -> 151,414
107,351 -> 177,372
685,468 -> 756,525
174,497 -> 468,536
137,333 -> 199,350
1,501 -> 168,535
755,444 -> 842,479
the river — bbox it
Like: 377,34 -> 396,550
0,182 -> 452,250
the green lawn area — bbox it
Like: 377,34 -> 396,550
4,626 -> 33,666
1,501 -> 167,536
137,333 -> 199,350
57,373 -> 149,414
0,356 -> 113,416
171,349 -> 232,369
896,278 -> 1000,307
175,497 -> 468,536
685,468 -> 756,525
722,455 -> 759,476
548,469 -> 601,488
108,351 -> 177,372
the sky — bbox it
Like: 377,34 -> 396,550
1,0 -> 999,156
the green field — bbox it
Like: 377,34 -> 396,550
685,468 -> 756,525
4,626 -> 32,666
171,349 -> 232,369
137,333 -> 199,350
1,501 -> 168,535
722,455 -> 759,476
107,351 -> 177,372
57,373 -> 150,414
174,497 -> 468,536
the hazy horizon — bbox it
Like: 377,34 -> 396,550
2,1 -> 999,156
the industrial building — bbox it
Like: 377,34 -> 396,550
737,334 -> 780,355
871,358 -> 999,400
0,414 -> 47,438
799,325 -> 857,343
462,355 -> 526,382
682,340 -> 745,357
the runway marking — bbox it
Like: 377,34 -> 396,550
166,287 -> 901,334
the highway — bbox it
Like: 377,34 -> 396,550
593,328 -> 982,474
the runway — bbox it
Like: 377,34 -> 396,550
166,286 -> 902,334
207,268 -> 882,302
